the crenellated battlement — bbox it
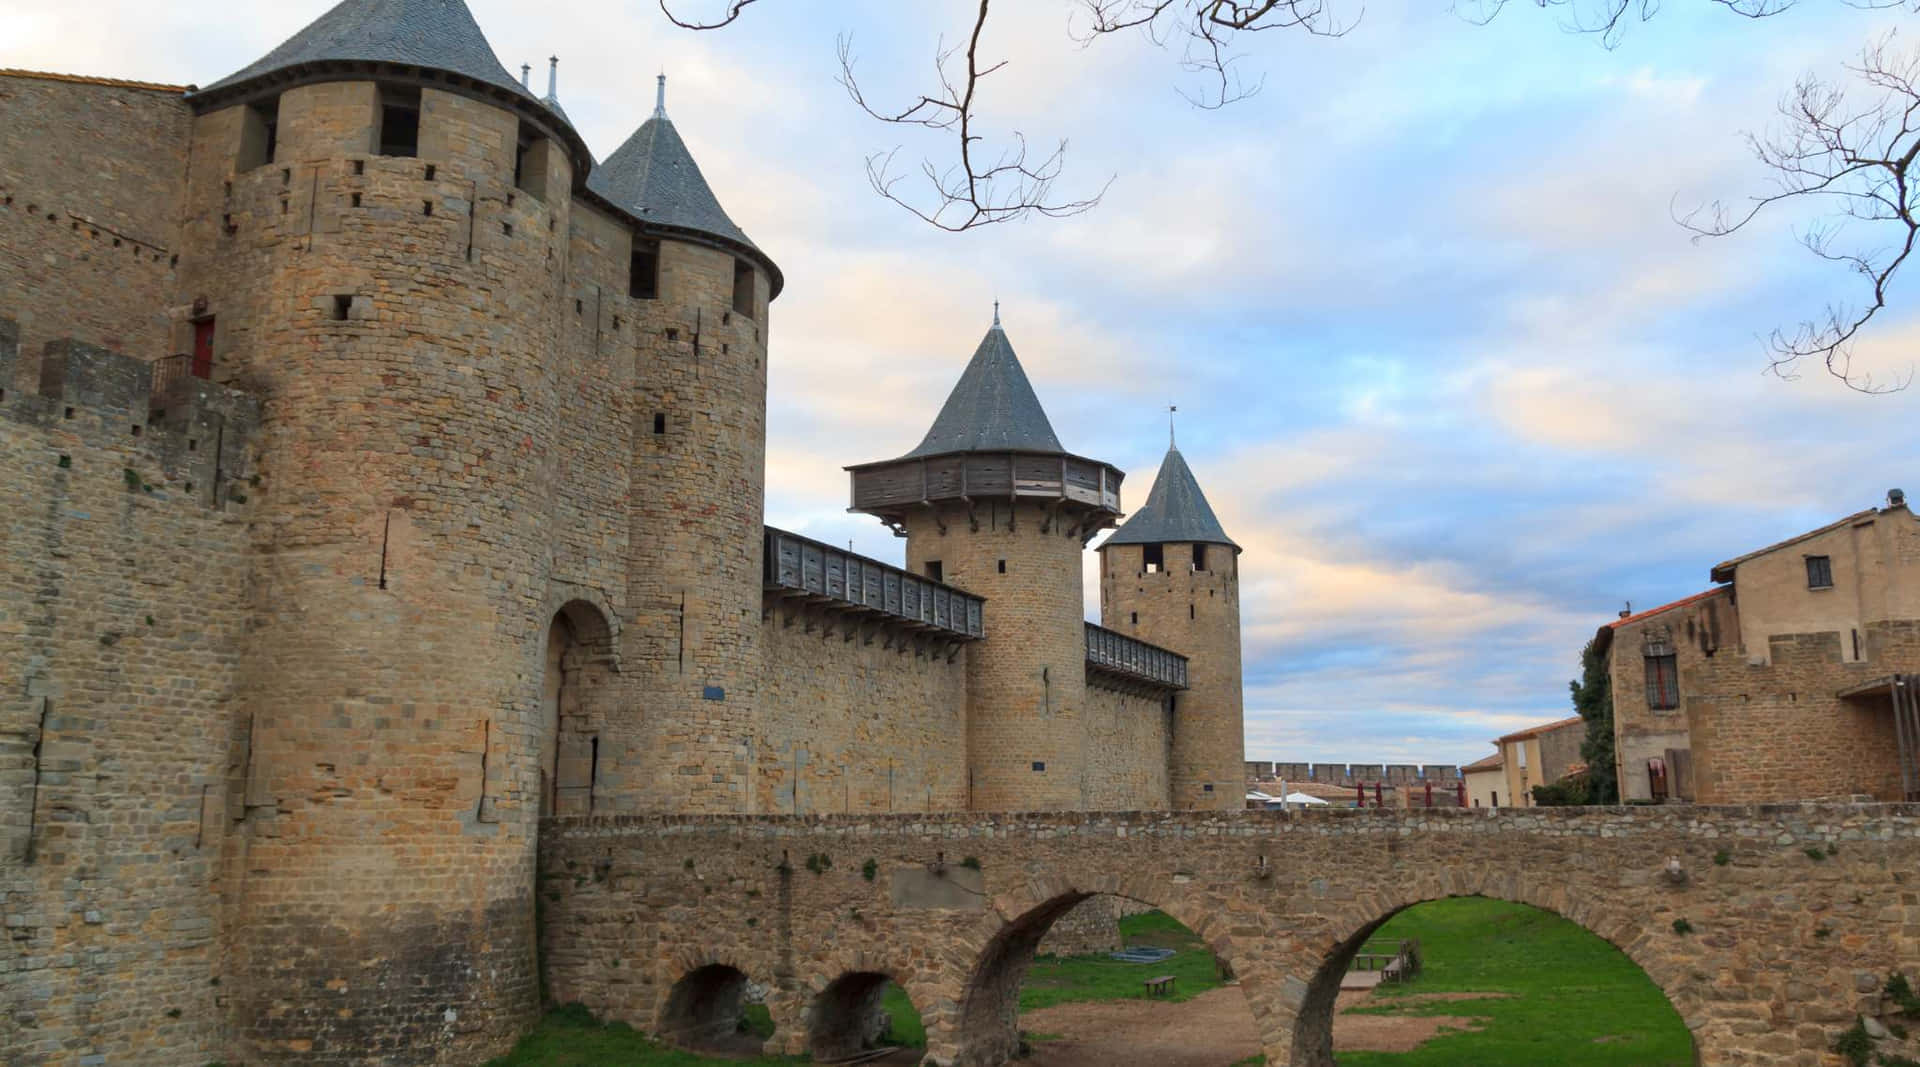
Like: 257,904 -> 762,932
0,318 -> 259,509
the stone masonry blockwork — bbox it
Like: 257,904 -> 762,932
541,804 -> 1920,1067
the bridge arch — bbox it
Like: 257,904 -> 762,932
657,955 -> 772,1054
949,875 -> 1248,1067
1271,877 -> 1701,1067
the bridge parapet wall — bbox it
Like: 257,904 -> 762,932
541,804 -> 1920,1066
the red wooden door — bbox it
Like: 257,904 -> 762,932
190,318 -> 215,379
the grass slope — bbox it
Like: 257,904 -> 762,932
1021,908 -> 1225,1012
1337,897 -> 1694,1067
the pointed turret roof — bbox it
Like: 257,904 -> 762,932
199,0 -> 536,102
586,89 -> 765,267
900,319 -> 1065,459
1105,446 -> 1238,550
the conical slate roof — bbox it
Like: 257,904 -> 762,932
1105,446 -> 1238,550
900,320 -> 1065,459
198,0 -> 539,103
587,111 -> 761,257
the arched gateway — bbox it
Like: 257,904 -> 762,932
538,804 -> 1920,1065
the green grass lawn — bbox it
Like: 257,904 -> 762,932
482,1002 -> 802,1066
1020,907 -> 1225,1012
1335,897 -> 1695,1067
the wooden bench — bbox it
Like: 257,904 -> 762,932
1143,975 -> 1177,998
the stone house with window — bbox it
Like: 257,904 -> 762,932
1487,715 -> 1585,806
1461,751 -> 1505,807
1600,492 -> 1920,803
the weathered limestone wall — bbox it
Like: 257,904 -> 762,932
180,80 -> 575,1061
0,323 -> 257,1066
0,75 -> 190,377
541,804 -> 1920,1067
1099,540 -> 1242,809
1730,506 -> 1919,664
757,616 -> 970,814
1689,623 -> 1918,803
906,499 -> 1089,811
1609,589 -> 1733,801
615,233 -> 770,814
1082,683 -> 1171,810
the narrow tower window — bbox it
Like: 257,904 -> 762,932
997,559 -> 1006,574
652,413 -> 666,435
377,86 -> 421,158
237,96 -> 280,171
514,123 -> 551,199
1192,544 -> 1207,572
925,561 -> 943,583
629,239 -> 659,300
330,294 -> 353,321
732,258 -> 755,318
1142,543 -> 1163,574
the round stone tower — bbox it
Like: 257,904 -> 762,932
176,0 -> 591,1058
1098,442 -> 1244,810
585,77 -> 780,814
847,313 -> 1124,811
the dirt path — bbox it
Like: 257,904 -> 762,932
1016,986 -> 1497,1066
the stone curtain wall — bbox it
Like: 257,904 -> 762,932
1690,623 -> 1920,803
0,323 -> 257,1066
542,804 -> 1920,1067
0,76 -> 190,375
1082,684 -> 1172,810
757,617 -> 970,814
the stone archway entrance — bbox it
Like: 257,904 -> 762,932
540,600 -> 614,817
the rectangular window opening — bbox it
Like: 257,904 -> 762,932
330,294 -> 353,321
1031,761 -> 1046,772
652,413 -> 666,435
925,560 -> 943,583
1189,604 -> 1196,620
377,86 -> 421,158
237,96 -> 280,171
629,239 -> 659,300
731,258 -> 755,318
1192,544 -> 1207,572
1644,651 -> 1680,710
1142,543 -> 1163,574
997,559 -> 1006,574
1806,555 -> 1833,589
514,123 -> 551,199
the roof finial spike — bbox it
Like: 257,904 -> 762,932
546,55 -> 559,102
992,300 -> 1001,329
1169,404 -> 1178,449
520,63 -> 531,88
655,72 -> 667,118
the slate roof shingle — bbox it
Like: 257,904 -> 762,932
585,114 -> 763,259
1105,446 -> 1238,550
899,322 -> 1066,459
197,0 -> 539,105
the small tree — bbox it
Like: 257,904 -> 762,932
1570,637 -> 1618,804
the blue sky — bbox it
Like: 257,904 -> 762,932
10,0 -> 1916,766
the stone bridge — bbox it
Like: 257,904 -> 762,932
538,804 -> 1920,1066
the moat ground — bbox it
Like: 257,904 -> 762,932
489,898 -> 1692,1065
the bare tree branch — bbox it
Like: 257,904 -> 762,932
1678,33 -> 1920,393
1072,0 -> 1357,109
658,0 -> 762,31
1451,0 -> 1798,48
833,4 -> 1111,231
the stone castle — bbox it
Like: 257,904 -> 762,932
0,0 -> 1244,1061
